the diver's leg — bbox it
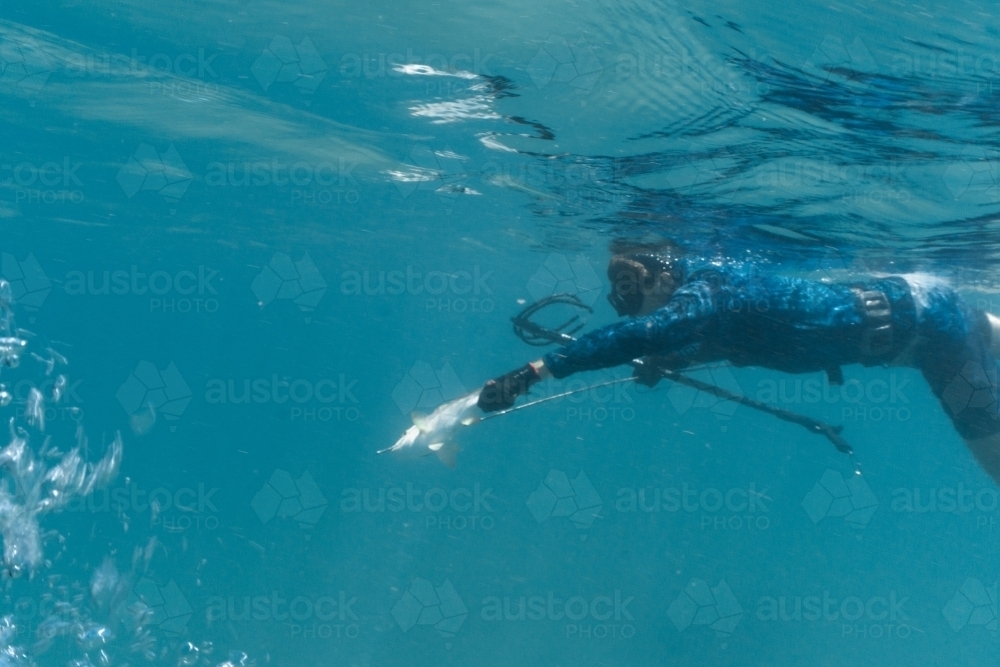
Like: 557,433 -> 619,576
961,314 -> 1000,483
963,434 -> 1000,485
917,310 -> 1000,485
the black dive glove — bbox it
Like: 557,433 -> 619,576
632,360 -> 665,388
478,364 -> 542,412
632,353 -> 693,388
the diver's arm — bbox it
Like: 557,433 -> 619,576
477,282 -> 715,412
542,291 -> 711,379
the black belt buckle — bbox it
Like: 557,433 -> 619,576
855,289 -> 893,358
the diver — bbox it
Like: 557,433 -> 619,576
477,243 -> 1000,484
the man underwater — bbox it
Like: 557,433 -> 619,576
477,244 -> 1000,484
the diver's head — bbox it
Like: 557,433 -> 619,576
606,251 -> 684,317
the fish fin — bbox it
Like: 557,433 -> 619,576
428,442 -> 444,451
411,412 -> 430,431
461,416 -> 480,426
435,444 -> 458,468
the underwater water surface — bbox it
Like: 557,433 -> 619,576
1,0 -> 1000,664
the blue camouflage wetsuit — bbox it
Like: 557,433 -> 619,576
542,262 -> 1000,451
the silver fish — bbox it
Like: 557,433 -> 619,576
379,390 -> 482,467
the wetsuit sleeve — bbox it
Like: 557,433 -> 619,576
543,284 -> 714,378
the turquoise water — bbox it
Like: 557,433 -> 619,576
1,0 -> 1000,664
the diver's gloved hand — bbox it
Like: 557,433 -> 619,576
632,360 -> 665,388
478,364 -> 542,412
633,351 -> 695,387
633,355 -> 684,387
